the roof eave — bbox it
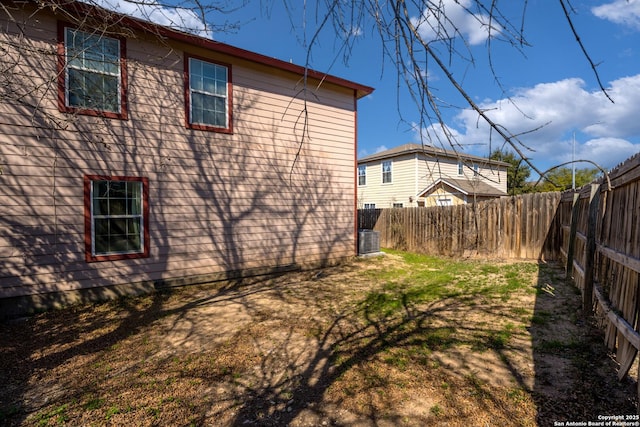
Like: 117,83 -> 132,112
358,144 -> 511,166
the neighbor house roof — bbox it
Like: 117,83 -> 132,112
34,0 -> 374,99
358,143 -> 510,167
418,178 -> 507,198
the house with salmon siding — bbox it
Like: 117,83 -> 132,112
0,0 -> 373,317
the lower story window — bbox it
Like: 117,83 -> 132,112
364,203 -> 376,209
84,175 -> 149,262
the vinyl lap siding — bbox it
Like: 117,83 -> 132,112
0,9 -> 359,301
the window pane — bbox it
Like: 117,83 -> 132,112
109,198 -> 126,216
109,233 -> 129,252
128,217 -> 140,234
93,198 -> 109,216
94,218 -> 110,254
202,61 -> 217,79
202,108 -> 215,126
107,181 -> 126,197
191,71 -> 203,92
127,183 -> 142,215
191,92 -> 204,124
203,75 -> 216,93
92,180 -> 108,197
214,96 -> 225,112
127,233 -> 141,251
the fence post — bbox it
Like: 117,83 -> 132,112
582,183 -> 601,314
565,192 -> 580,281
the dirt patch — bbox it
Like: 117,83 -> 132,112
0,253 -> 636,426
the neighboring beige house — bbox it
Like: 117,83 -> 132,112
0,0 -> 373,316
357,143 -> 508,208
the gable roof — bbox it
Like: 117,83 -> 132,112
358,143 -> 510,167
418,178 -> 507,198
31,0 -> 374,99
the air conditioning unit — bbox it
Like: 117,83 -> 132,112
358,229 -> 380,255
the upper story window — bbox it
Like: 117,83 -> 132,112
185,55 -> 232,133
358,165 -> 367,186
473,164 -> 479,176
458,161 -> 464,175
382,160 -> 392,184
85,176 -> 149,262
58,24 -> 127,119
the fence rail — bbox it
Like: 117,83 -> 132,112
358,152 -> 640,402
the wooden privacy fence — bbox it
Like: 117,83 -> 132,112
358,191 -> 562,260
559,153 -> 640,389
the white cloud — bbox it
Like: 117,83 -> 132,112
410,0 -> 501,46
592,0 -> 640,30
348,26 -> 363,37
358,145 -> 388,159
89,0 -> 212,38
576,138 -> 639,169
450,75 -> 640,170
374,145 -> 389,154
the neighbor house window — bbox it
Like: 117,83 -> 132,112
392,203 -> 403,208
382,160 -> 392,183
58,23 -> 127,119
458,161 -> 464,175
364,203 -> 376,209
473,164 -> 479,176
185,55 -> 232,133
358,165 -> 366,186
84,176 -> 149,262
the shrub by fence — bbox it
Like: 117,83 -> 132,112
358,191 -> 562,260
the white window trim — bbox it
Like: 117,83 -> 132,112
358,165 -> 367,186
382,160 -> 392,184
88,178 -> 147,259
188,57 -> 229,129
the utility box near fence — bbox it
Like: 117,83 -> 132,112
358,229 -> 380,255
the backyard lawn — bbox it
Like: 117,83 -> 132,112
0,250 -> 636,426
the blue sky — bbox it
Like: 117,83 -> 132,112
97,0 -> 640,176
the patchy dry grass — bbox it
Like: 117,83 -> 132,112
0,250 -> 636,426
